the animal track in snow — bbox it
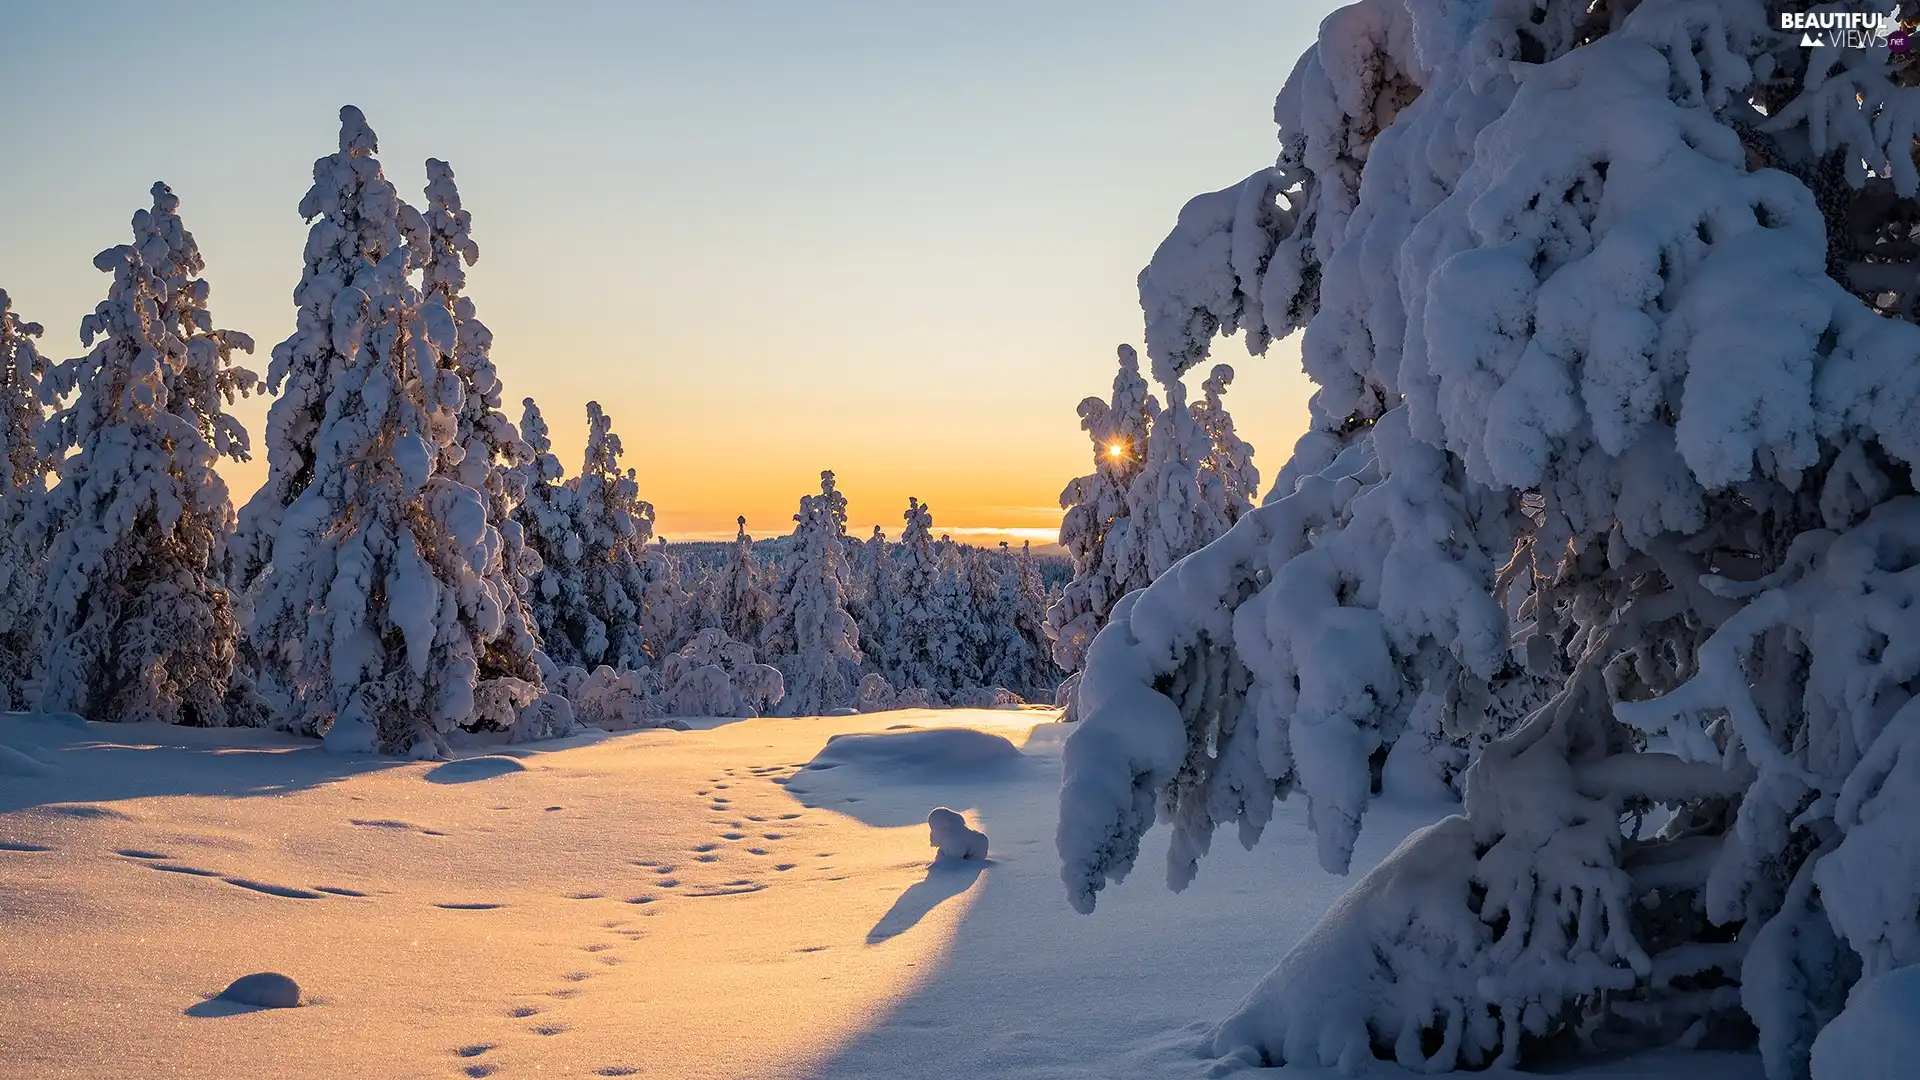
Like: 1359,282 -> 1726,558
116,848 -> 167,859
0,841 -> 52,852
151,863 -> 220,876
225,878 -> 324,899
435,902 -> 505,910
454,1044 -> 494,1059
348,818 -> 444,836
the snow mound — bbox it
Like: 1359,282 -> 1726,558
217,972 -> 300,1009
0,742 -> 54,777
927,807 -> 988,861
812,727 -> 1023,777
1812,967 -> 1920,1080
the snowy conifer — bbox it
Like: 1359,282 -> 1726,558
641,536 -> 694,660
715,515 -> 773,648
565,402 -> 653,669
249,110 -> 512,756
1059,3 -> 1920,1074
513,396 -> 581,663
233,106 -> 413,597
884,497 -> 956,699
0,290 -> 52,706
415,158 -> 544,692
762,470 -> 862,715
1045,344 -> 1156,678
31,183 -> 258,725
853,524 -> 892,673
1192,363 -> 1258,527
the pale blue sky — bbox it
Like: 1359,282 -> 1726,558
0,0 -> 1337,542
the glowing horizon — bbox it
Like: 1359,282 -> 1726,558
1,2 -> 1332,551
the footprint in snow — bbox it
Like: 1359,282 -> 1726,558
314,886 -> 368,897
225,879 -> 324,900
690,842 -> 718,852
624,897 -> 656,905
566,892 -> 604,900
720,832 -> 745,840
435,902 -> 505,910
0,841 -> 53,852
152,863 -> 220,876
116,848 -> 167,860
581,943 -> 613,953
560,971 -> 591,982
596,1068 -> 643,1077
530,1023 -> 567,1036
695,854 -> 718,863
454,1044 -> 494,1059
509,1005 -> 540,1018
463,1064 -> 498,1078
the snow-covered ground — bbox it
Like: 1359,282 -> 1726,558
1,710 -> 1762,1079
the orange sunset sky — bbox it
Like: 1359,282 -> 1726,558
1,2 -> 1335,546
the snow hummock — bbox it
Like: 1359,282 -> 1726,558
927,807 -> 989,861
217,972 -> 301,1009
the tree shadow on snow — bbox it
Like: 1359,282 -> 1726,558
867,859 -> 989,945
0,712 -> 405,816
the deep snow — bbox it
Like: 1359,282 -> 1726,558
0,709 -> 1762,1079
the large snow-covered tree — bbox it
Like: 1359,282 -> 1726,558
232,105 -> 410,597
1045,344 -> 1157,684
762,470 -> 862,715
414,157 -> 545,692
1058,3 -> 1920,1077
29,183 -> 257,725
0,289 -> 52,707
249,111 -> 511,756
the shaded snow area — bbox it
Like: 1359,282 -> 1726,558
2,710 -> 1760,1079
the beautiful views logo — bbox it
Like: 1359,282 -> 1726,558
1779,8 -> 1910,51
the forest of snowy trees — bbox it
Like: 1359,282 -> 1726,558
1056,2 -> 1920,1078
0,106 -> 1199,753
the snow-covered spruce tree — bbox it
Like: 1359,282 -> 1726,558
30,183 -> 258,725
641,536 -> 695,659
853,524 -> 892,674
884,497 -> 967,700
566,401 -> 654,669
513,395 -> 584,663
1193,363 -> 1260,531
1059,3 -> 1920,1076
977,541 -> 1054,701
250,115 -> 515,755
0,290 -> 53,707
414,158 -> 547,702
762,470 -> 862,715
233,105 -> 409,597
1044,344 -> 1157,701
715,515 -> 774,648
1125,352 -> 1247,582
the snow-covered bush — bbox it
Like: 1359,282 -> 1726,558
762,471 -> 863,715
895,686 -> 941,710
29,183 -> 258,726
563,664 -> 661,731
658,627 -> 784,718
1059,2 -> 1920,1074
0,289 -> 51,707
856,671 -> 898,712
928,806 -> 988,861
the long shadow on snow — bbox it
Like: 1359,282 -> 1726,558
867,859 -> 989,944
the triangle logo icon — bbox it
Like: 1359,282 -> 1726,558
1802,31 -> 1821,46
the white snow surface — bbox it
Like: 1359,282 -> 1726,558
0,708 -> 1759,1080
